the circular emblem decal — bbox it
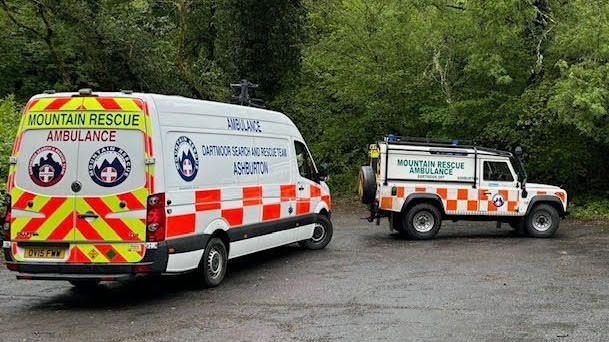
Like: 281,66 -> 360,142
88,146 -> 132,187
29,146 -> 66,187
174,136 -> 199,182
492,193 -> 505,208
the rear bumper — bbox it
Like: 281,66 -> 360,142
4,241 -> 169,281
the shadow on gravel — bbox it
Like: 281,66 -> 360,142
28,244 -> 308,311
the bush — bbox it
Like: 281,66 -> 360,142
569,196 -> 609,221
0,95 -> 20,216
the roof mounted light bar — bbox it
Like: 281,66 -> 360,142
382,135 -> 512,157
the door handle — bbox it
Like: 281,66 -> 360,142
78,211 -> 99,219
484,192 -> 493,196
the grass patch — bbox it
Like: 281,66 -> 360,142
569,196 -> 609,221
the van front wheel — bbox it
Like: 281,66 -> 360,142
195,237 -> 228,288
299,215 -> 333,250
403,203 -> 442,240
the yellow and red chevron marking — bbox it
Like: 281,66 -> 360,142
10,242 -> 145,263
67,243 -> 145,264
26,97 -> 143,112
10,188 -> 74,242
74,188 -> 148,244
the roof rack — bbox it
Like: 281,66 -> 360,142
381,135 -> 512,157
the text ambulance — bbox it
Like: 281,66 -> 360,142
3,90 -> 332,288
359,137 -> 567,239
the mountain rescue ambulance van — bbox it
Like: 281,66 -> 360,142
359,136 -> 567,240
3,90 -> 332,288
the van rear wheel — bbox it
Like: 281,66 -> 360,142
195,237 -> 228,288
299,215 -> 333,250
525,204 -> 560,238
403,203 -> 442,240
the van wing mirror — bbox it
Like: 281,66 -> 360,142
316,163 -> 330,182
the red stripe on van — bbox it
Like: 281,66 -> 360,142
68,247 -> 90,263
296,201 -> 310,215
310,185 -> 321,197
322,195 -> 331,211
46,214 -> 74,241
243,186 -> 262,206
96,98 -> 122,110
83,198 -> 140,241
117,192 -> 145,210
195,189 -> 221,211
222,208 -> 243,227
17,198 -> 67,240
166,213 -> 196,238
25,99 -> 39,112
44,98 -> 71,110
75,219 -> 105,241
262,204 -> 281,221
280,185 -> 296,201
13,192 -> 36,210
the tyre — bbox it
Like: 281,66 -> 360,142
69,279 -> 100,290
390,212 -> 408,237
525,204 -> 560,238
403,203 -> 442,240
195,237 -> 228,288
299,215 -> 333,250
358,166 -> 376,204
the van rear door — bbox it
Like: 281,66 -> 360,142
71,97 -> 150,263
10,98 -> 83,248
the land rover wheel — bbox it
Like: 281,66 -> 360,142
196,237 -> 228,288
299,215 -> 333,250
403,203 -> 442,240
358,166 -> 376,204
525,204 -> 560,238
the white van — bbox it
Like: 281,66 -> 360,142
359,136 -> 567,239
2,90 -> 332,288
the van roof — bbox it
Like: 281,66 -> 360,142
31,91 -> 299,132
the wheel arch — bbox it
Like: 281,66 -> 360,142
314,201 -> 331,218
525,195 -> 565,217
401,193 -> 445,216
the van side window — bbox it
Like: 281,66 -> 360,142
483,161 -> 514,182
294,141 -> 315,180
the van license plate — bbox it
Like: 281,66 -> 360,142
23,246 -> 66,259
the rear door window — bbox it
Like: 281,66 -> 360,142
76,129 -> 146,196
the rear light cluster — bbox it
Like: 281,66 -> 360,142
146,193 -> 166,242
2,194 -> 11,241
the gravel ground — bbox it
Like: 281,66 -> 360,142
0,205 -> 608,341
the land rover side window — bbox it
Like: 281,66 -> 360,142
294,141 -> 315,180
483,161 -> 514,182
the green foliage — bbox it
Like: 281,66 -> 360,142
570,196 -> 609,221
0,95 -> 20,193
1,0 -> 609,207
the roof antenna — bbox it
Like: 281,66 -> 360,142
230,80 -> 265,108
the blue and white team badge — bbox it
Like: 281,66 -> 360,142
88,146 -> 132,187
29,146 -> 66,187
492,193 -> 505,208
174,136 -> 199,182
